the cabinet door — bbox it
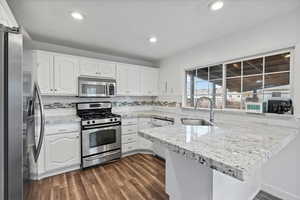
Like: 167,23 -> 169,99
116,64 -> 128,95
54,55 -> 79,95
140,67 -> 159,96
127,66 -> 140,95
36,52 -> 54,94
45,132 -> 80,172
99,62 -> 116,78
79,59 -> 100,77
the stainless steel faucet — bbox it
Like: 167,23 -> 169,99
195,97 -> 214,123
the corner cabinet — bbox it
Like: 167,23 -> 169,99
35,51 -> 79,96
116,64 -> 141,96
116,64 -> 159,96
140,67 -> 159,96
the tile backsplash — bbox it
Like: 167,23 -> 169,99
43,96 -> 180,109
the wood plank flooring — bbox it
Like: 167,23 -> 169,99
254,191 -> 282,200
25,154 -> 168,200
25,153 -> 282,200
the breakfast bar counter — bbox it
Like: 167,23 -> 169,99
139,123 -> 298,200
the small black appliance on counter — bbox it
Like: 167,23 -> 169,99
267,99 -> 293,114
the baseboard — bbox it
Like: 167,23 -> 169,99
31,164 -> 81,180
262,184 -> 300,200
122,149 -> 155,157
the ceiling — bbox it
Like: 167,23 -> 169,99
7,0 -> 300,62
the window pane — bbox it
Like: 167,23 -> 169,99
243,58 -> 263,75
196,67 -> 209,81
226,62 -> 241,78
226,77 -> 241,93
226,93 -> 241,109
209,65 -> 223,80
242,75 -> 263,109
209,79 -> 223,109
226,77 -> 241,109
264,72 -> 290,89
186,70 -> 196,107
265,53 -> 290,73
243,75 -> 263,92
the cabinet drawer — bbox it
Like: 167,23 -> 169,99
122,125 -> 137,135
122,142 -> 136,153
122,118 -> 137,126
45,123 -> 80,135
122,134 -> 136,144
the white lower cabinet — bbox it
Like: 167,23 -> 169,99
121,117 -> 155,155
45,132 -> 80,172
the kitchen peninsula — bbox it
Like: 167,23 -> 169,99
139,120 -> 299,200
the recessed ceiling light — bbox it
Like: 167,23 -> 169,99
71,11 -> 84,20
149,36 -> 157,44
209,1 -> 224,11
284,54 -> 291,58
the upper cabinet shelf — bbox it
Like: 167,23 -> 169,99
34,50 -> 159,97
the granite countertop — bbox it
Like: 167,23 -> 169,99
138,123 -> 299,181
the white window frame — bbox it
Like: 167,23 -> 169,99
183,48 -> 295,112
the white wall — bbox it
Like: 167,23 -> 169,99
262,135 -> 300,200
159,10 -> 300,115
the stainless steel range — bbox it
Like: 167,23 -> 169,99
76,102 -> 121,168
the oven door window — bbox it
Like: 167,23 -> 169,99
89,129 -> 116,148
81,84 -> 106,96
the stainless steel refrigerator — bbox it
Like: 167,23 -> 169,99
0,24 -> 45,200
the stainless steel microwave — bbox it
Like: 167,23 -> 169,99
78,76 -> 116,97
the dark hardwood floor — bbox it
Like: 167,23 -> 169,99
25,154 -> 169,200
25,153 -> 281,200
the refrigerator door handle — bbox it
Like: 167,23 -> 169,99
33,83 -> 45,162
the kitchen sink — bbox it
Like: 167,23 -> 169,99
181,118 -> 213,126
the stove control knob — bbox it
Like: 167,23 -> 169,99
110,119 -> 113,122
114,118 -> 117,121
87,121 -> 90,125
92,121 -> 95,124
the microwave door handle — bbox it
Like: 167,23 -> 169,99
33,83 -> 45,162
106,84 -> 109,96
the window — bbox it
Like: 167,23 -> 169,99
185,65 -> 223,108
185,51 -> 292,113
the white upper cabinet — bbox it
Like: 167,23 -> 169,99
35,50 -> 158,97
99,62 -> 116,78
79,59 -> 99,77
54,55 -> 79,95
140,67 -> 159,96
79,58 -> 116,78
35,51 -> 78,96
116,64 -> 140,96
36,52 -> 54,94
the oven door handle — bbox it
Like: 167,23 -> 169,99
84,149 -> 121,161
82,124 -> 120,134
